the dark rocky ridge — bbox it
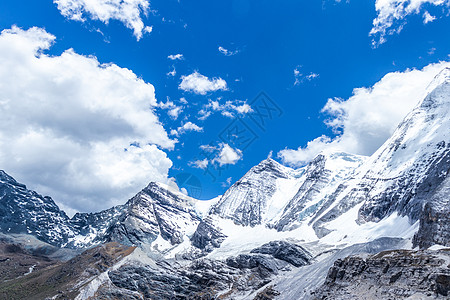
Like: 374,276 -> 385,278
103,240 -> 312,299
0,174 -> 201,250
313,249 -> 450,299
0,170 -> 72,247
311,72 -> 450,246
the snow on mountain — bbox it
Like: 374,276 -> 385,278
273,151 -> 366,231
0,170 -> 73,247
210,158 -> 303,227
68,182 -> 212,249
310,67 -> 450,245
0,172 -> 218,251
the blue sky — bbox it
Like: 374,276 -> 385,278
0,0 -> 449,214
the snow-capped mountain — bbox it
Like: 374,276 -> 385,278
67,182 -> 203,249
0,174 -> 208,250
310,67 -> 450,245
0,170 -> 72,247
210,158 -> 302,227
273,152 -> 366,231
0,69 -> 449,300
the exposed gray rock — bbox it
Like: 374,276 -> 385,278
272,237 -> 409,299
107,253 -> 292,300
190,216 -> 226,254
250,240 -> 312,267
413,174 -> 450,249
211,158 -> 291,227
0,173 -> 202,249
0,170 -> 72,247
313,249 -> 450,299
311,71 -> 450,246
102,182 -> 201,247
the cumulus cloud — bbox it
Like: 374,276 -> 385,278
218,46 -> 239,56
168,53 -> 184,60
179,72 -> 227,95
198,99 -> 252,120
0,26 -> 175,214
279,61 -> 450,166
53,0 -> 152,40
171,121 -> 203,136
214,144 -> 243,166
370,0 -> 450,46
190,143 -> 242,171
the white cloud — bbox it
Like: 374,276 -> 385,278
214,144 -> 242,166
218,46 -> 239,56
0,26 -> 175,214
168,53 -> 184,60
157,99 -> 183,119
179,72 -> 227,95
221,177 -> 233,188
370,0 -> 450,46
189,158 -> 209,170
167,66 -> 176,77
180,122 -> 203,132
198,99 -> 252,120
294,66 -> 319,85
192,143 -> 242,169
171,121 -> 203,136
168,106 -> 183,119
199,144 -> 217,152
279,61 -> 450,166
53,0 -> 151,40
423,11 -> 437,23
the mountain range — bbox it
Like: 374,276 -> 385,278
0,68 -> 449,299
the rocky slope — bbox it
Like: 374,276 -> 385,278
0,68 -> 448,299
313,248 -> 450,299
0,242 -> 136,300
0,173 -> 205,250
68,182 -> 202,249
310,68 -> 450,244
0,171 -> 73,247
210,158 -> 301,227
274,152 -> 365,231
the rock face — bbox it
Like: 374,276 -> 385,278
102,240 -> 312,300
250,241 -> 312,267
0,170 -> 72,247
211,158 -> 296,227
190,216 -> 227,254
313,249 -> 450,299
274,152 -> 365,231
413,175 -> 450,249
311,68 -> 450,243
98,182 -> 201,247
0,173 -> 202,249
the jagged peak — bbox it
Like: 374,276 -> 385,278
0,170 -> 17,184
425,67 -> 450,94
249,157 -> 292,176
141,181 -> 195,206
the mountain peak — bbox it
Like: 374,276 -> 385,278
425,67 -> 450,94
0,170 -> 17,184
